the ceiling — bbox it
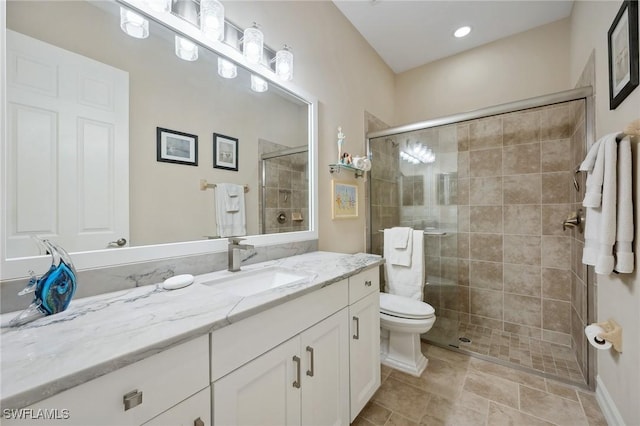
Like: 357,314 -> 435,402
333,0 -> 574,74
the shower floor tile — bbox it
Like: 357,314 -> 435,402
431,322 -> 587,387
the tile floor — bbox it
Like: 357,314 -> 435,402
454,323 -> 586,385
352,342 -> 607,426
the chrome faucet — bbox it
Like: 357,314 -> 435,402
228,237 -> 254,272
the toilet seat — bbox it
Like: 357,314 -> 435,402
379,292 -> 435,320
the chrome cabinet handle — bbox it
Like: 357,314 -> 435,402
293,356 -> 301,388
353,316 -> 360,340
123,389 -> 142,411
194,417 -> 205,426
306,346 -> 314,377
365,280 -> 372,287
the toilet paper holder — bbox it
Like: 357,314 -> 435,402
586,319 -> 622,353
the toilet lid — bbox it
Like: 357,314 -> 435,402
379,292 -> 435,319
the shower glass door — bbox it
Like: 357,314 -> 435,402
368,124 -> 460,348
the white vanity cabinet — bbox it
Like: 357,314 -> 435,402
3,336 -> 210,426
348,267 -> 381,421
211,280 -> 351,426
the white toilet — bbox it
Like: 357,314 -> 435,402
379,291 -> 436,377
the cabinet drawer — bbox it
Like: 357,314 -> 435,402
3,336 -> 209,426
142,387 -> 211,426
348,267 -> 379,304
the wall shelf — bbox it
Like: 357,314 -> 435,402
329,163 -> 364,178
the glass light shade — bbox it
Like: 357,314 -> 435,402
145,0 -> 170,13
200,0 -> 225,41
120,7 -> 149,39
243,24 -> 264,64
218,58 -> 237,79
275,46 -> 293,81
250,75 -> 268,92
175,36 -> 198,61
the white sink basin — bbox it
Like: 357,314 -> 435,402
201,266 -> 314,297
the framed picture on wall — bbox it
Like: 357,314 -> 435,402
156,127 -> 198,166
332,180 -> 358,219
608,0 -> 639,109
213,133 -> 239,171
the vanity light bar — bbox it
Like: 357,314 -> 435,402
119,2 -> 293,80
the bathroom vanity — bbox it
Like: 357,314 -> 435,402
0,252 -> 382,425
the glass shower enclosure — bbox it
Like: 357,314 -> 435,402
366,88 -> 595,388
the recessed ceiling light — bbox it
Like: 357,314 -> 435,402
454,26 -> 471,38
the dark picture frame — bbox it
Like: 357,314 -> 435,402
608,0 -> 639,109
213,133 -> 239,171
156,127 -> 198,166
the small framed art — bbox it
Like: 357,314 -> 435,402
608,0 -> 639,109
213,133 -> 239,171
156,127 -> 198,166
332,180 -> 358,219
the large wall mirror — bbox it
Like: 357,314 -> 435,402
0,0 -> 318,279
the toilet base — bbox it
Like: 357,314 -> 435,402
380,328 -> 428,377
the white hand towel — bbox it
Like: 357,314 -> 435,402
224,184 -> 241,212
615,137 -> 634,273
352,157 -> 365,170
384,230 -> 424,301
392,226 -> 411,249
384,227 -> 413,266
214,184 -> 246,237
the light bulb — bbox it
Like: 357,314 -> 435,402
218,58 -> 237,79
243,24 -> 263,64
175,36 -> 198,61
275,46 -> 294,81
251,75 -> 268,92
120,7 -> 149,39
454,26 -> 471,38
201,0 -> 224,41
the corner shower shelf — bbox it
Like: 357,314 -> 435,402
329,163 -> 364,178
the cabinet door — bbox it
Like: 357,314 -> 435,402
142,388 -> 210,426
349,291 -> 381,422
300,309 -> 350,426
213,337 -> 301,426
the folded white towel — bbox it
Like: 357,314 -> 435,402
384,230 -> 424,301
384,227 -> 413,266
392,226 -> 411,249
224,184 -> 241,212
214,184 -> 246,237
581,137 -> 608,207
615,137 -> 634,273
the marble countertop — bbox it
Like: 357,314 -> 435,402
0,251 -> 382,410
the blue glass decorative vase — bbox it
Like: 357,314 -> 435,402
10,239 -> 77,327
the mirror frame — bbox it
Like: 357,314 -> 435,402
0,0 -> 318,280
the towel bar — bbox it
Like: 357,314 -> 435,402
199,179 -> 249,193
377,229 -> 447,236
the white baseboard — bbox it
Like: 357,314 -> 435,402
596,375 -> 626,426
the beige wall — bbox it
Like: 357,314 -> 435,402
394,19 -> 571,125
569,2 -> 640,425
223,1 -> 396,254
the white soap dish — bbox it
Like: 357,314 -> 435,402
162,274 -> 194,290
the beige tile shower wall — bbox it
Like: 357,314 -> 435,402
456,101 -> 581,346
370,139 -> 400,256
260,141 -> 309,235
